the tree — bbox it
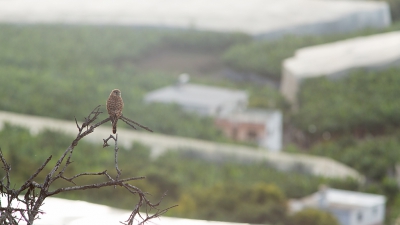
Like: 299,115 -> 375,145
0,105 -> 176,225
290,208 -> 339,225
188,182 -> 288,224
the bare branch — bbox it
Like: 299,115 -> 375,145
81,105 -> 103,129
119,183 -> 178,225
62,170 -> 108,182
138,204 -> 178,225
0,105 -> 173,225
103,134 -> 116,148
48,106 -> 109,181
47,176 -> 145,196
74,116 -> 80,130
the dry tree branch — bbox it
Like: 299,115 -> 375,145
113,134 -> 122,181
47,176 -> 145,196
102,134 -> 121,181
0,105 -> 175,225
103,134 -> 116,148
120,183 -> 178,225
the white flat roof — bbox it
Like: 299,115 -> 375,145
284,31 -> 400,78
144,83 -> 247,108
0,0 -> 390,36
326,188 -> 386,208
291,188 -> 386,212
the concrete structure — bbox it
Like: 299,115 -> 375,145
144,78 -> 248,117
0,110 -> 364,181
290,187 -> 386,225
1,196 -> 253,225
281,31 -> 400,105
0,0 -> 391,38
144,77 -> 283,151
215,110 -> 282,151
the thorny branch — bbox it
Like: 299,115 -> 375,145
0,105 -> 176,225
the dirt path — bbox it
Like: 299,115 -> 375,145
0,110 -> 363,181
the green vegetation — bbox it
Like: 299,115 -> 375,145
310,136 -> 400,183
0,24 -> 252,143
0,124 -> 354,224
1,21 -> 400,224
289,208 -> 339,225
264,13 -> 400,225
291,68 -> 400,224
0,24 -> 288,143
182,183 -> 288,224
304,135 -> 400,224
294,68 -> 400,136
153,30 -> 251,52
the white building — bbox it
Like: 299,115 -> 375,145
281,31 -> 400,106
144,77 -> 248,117
290,187 -> 386,225
215,110 -> 282,151
145,75 -> 284,151
0,0 -> 391,38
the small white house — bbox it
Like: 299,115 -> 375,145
290,187 -> 386,225
144,75 -> 248,117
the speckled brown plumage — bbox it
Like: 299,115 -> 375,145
106,89 -> 124,134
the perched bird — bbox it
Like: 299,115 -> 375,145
106,89 -> 124,134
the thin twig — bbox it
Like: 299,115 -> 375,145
47,176 -> 145,196
103,134 -> 116,148
61,170 -> 108,182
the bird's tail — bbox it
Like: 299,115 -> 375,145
112,119 -> 118,134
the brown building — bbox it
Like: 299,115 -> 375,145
215,109 -> 282,151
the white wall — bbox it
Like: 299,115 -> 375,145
349,204 -> 385,225
260,111 -> 282,151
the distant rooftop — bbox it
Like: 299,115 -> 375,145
325,188 -> 386,208
292,188 -> 386,210
0,0 -> 391,38
144,83 -> 247,109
